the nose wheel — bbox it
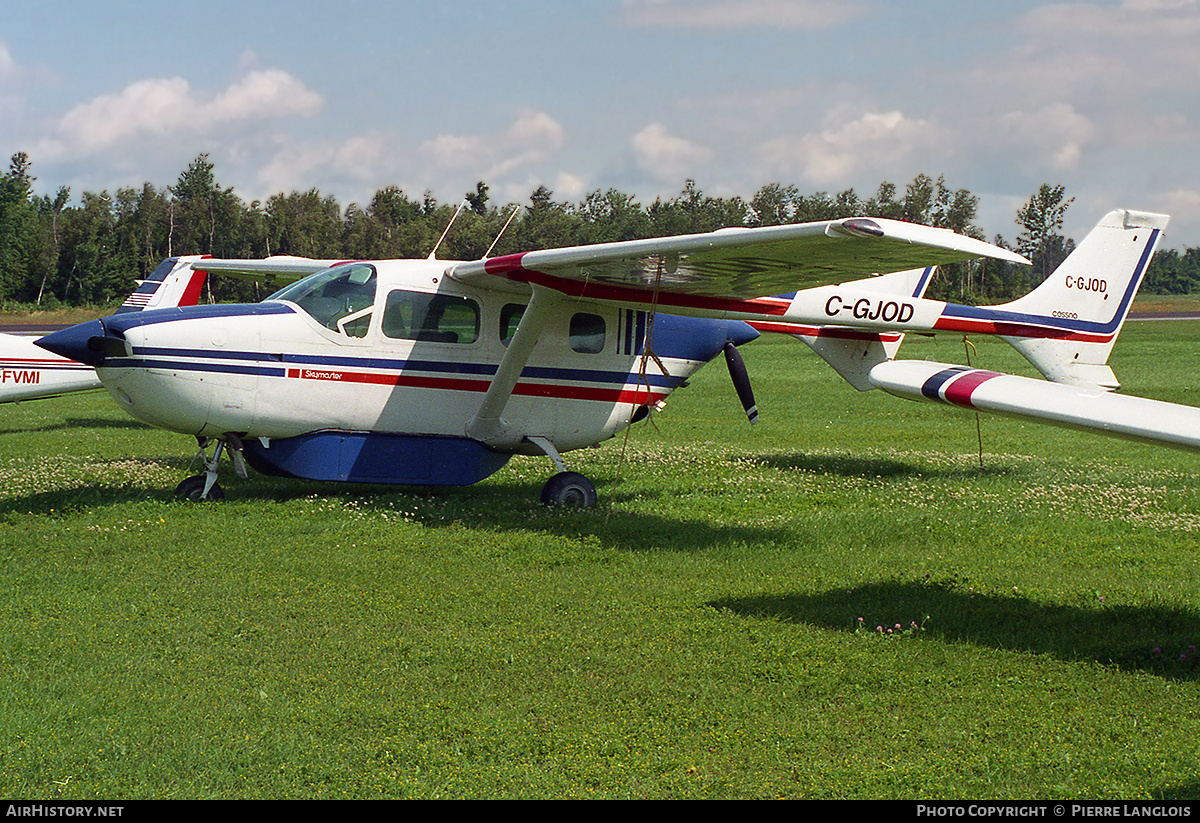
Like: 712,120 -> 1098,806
174,435 -> 247,501
174,473 -> 224,501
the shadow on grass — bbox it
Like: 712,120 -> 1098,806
260,477 -> 803,554
0,466 -> 802,555
712,577 -> 1200,681
0,416 -> 151,437
1160,780 -> 1200,800
739,452 -> 1024,481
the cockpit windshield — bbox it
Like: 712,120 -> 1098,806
267,263 -> 377,337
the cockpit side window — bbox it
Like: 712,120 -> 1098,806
382,290 -> 479,344
500,303 -> 525,346
268,263 -> 376,338
570,312 -> 606,353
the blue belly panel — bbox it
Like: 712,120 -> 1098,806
243,432 -> 511,486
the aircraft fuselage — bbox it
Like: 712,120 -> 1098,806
50,259 -> 756,486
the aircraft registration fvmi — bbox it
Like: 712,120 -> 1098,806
35,208 -> 1200,506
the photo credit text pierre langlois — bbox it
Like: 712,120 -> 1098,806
916,807 -> 1192,819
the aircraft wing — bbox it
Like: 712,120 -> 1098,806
192,256 -> 347,287
449,218 -> 1028,301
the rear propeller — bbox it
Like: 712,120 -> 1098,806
723,341 -> 759,424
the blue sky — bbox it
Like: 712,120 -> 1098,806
3,0 -> 1199,248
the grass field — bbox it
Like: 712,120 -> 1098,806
1,321 -> 1198,799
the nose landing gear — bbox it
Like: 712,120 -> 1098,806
173,434 -> 248,501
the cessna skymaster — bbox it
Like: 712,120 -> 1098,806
36,208 -> 1199,506
0,256 -> 210,403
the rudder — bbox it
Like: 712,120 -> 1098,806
996,209 -> 1168,388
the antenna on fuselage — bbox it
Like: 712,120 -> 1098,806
484,204 -> 521,259
428,200 -> 470,261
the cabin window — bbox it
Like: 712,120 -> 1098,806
500,303 -> 525,346
268,263 -> 376,338
570,312 -> 605,354
382,290 -> 479,344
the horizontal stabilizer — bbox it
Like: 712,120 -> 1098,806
197,256 -> 346,286
868,359 -> 1200,453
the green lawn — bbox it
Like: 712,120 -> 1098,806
1,322 -> 1198,798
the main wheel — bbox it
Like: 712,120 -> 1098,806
540,471 -> 597,508
173,474 -> 225,502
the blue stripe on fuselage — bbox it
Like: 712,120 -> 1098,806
119,346 -> 687,389
103,301 -> 754,390
104,301 -> 297,334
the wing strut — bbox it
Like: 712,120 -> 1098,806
466,284 -> 563,448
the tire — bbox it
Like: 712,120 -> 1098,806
540,471 -> 597,508
173,474 -> 225,502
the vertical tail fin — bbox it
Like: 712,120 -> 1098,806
114,255 -> 210,314
995,209 -> 1168,388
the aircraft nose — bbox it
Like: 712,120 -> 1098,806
36,319 -> 123,367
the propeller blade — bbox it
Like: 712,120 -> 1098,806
723,341 -> 759,424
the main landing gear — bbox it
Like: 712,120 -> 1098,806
170,432 -> 598,508
174,435 -> 247,502
526,436 -> 598,508
540,471 -> 597,508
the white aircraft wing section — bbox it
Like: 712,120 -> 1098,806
195,256 -> 347,287
870,360 -> 1200,453
450,218 -> 1027,302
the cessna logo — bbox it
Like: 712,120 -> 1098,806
824,295 -> 914,323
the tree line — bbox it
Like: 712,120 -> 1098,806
0,151 -> 1191,310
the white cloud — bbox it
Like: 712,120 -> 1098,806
241,110 -> 569,209
1162,188 -> 1200,238
0,40 -> 14,79
419,109 -> 567,181
994,103 -> 1095,171
757,110 -> 937,186
621,0 -> 870,29
630,122 -> 714,183
552,172 -> 588,202
40,69 -> 323,159
1005,0 -> 1200,99
331,132 -> 394,184
1122,0 -> 1197,10
1024,0 -> 1200,35
205,69 -> 322,124
251,131 -> 410,205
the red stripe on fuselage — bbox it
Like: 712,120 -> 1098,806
932,315 -> 1114,343
748,320 -> 903,342
285,367 -> 667,405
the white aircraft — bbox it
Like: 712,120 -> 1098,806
36,209 -> 1196,505
0,256 -> 210,403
